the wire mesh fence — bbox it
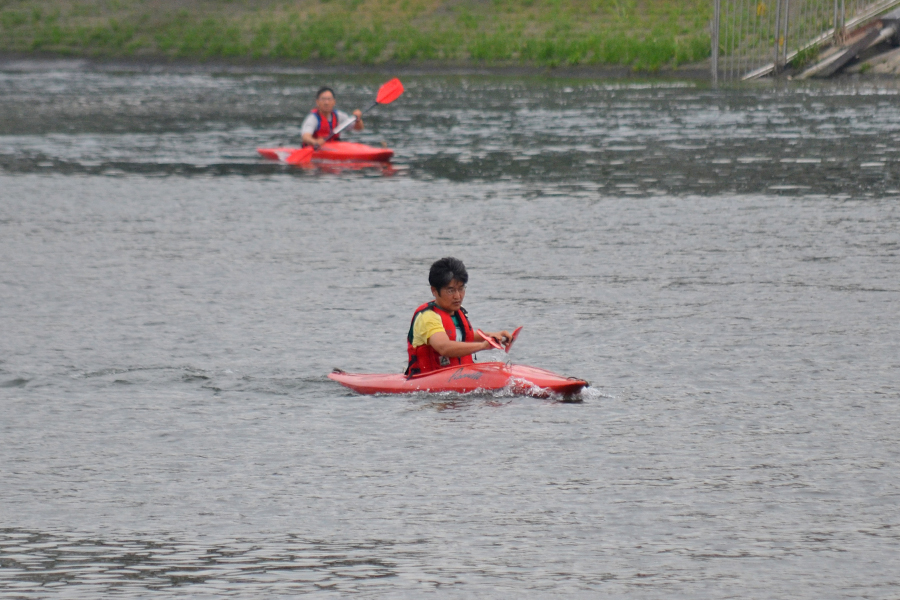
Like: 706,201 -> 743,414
712,0 -> 900,82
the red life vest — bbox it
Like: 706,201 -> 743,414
406,301 -> 475,376
311,109 -> 340,142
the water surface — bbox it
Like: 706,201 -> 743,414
1,61 -> 898,598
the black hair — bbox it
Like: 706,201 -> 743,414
316,86 -> 335,99
429,257 -> 468,291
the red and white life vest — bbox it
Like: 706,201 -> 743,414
405,301 -> 475,376
310,108 -> 340,141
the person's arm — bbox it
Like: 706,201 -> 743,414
300,113 -> 324,147
428,331 -> 492,358
301,132 -> 323,147
336,109 -> 364,133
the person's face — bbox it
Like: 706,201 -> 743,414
432,279 -> 466,313
316,91 -> 335,114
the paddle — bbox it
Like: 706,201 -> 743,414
286,78 -> 405,165
477,327 -> 522,352
476,329 -> 504,350
504,326 -> 523,354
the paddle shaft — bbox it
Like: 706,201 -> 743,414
317,99 -> 378,144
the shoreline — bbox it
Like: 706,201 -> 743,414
0,51 -> 714,81
4,52 -> 899,82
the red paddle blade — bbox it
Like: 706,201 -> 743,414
505,326 -> 523,354
376,78 -> 404,105
476,329 -> 503,350
285,146 -> 315,165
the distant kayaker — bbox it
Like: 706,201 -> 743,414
300,86 -> 364,149
406,257 -> 514,376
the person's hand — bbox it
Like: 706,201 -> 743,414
353,109 -> 362,119
484,330 -> 513,348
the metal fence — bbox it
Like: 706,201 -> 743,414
712,0 -> 900,82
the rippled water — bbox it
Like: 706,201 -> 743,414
1,60 -> 899,598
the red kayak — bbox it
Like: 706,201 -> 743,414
258,141 -> 393,163
329,362 -> 588,398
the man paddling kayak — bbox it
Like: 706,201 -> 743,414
406,257 -> 515,377
301,86 -> 364,149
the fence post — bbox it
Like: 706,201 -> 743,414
839,0 -> 846,43
781,0 -> 791,67
833,0 -> 840,41
773,0 -> 783,73
712,0 -> 720,85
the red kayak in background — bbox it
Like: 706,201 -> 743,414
258,142 -> 394,163
260,78 -> 403,165
329,362 -> 588,398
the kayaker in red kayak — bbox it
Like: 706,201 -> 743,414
300,87 -> 364,149
406,257 -> 514,376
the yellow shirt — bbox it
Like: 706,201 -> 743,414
411,310 -> 468,348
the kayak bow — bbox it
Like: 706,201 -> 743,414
329,362 -> 588,398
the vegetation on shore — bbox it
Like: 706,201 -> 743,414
0,0 -> 711,70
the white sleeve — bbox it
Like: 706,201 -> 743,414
300,113 -> 319,135
335,110 -> 356,134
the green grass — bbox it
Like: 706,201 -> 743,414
0,0 -> 712,69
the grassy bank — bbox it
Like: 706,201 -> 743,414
0,0 -> 711,70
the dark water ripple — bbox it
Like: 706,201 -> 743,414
2,63 -> 900,195
1,61 -> 899,598
0,530 -> 410,596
